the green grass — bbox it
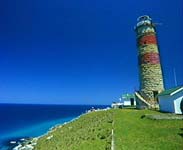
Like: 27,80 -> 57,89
34,109 -> 183,150
34,110 -> 113,150
113,109 -> 183,150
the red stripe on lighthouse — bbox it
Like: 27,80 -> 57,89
140,53 -> 160,64
138,35 -> 157,46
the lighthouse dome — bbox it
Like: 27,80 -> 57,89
136,15 -> 152,28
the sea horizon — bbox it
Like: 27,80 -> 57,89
0,103 -> 109,106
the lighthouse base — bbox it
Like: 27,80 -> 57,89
135,91 -> 159,109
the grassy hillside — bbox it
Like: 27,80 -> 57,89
34,109 -> 183,150
34,110 -> 113,150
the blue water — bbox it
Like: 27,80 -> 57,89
0,104 -> 108,150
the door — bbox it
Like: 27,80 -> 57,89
153,91 -> 159,102
130,98 -> 134,106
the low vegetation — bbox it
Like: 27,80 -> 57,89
114,109 -> 183,150
34,110 -> 113,150
34,109 -> 183,150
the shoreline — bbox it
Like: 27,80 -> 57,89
13,107 -> 110,150
12,115 -> 83,150
1,117 -> 75,150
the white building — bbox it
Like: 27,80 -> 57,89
122,94 -> 136,106
158,86 -> 183,114
111,102 -> 123,109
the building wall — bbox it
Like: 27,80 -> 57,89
174,97 -> 183,114
159,90 -> 183,114
174,91 -> 183,114
123,100 -> 136,106
159,96 -> 175,113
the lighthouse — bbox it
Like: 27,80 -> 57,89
135,15 -> 164,106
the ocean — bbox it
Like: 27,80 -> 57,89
0,104 -> 109,150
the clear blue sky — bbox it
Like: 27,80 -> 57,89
0,0 -> 182,104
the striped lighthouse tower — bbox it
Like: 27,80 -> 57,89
135,15 -> 164,106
